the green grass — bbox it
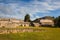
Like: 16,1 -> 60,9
0,27 -> 60,40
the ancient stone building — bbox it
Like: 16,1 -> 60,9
33,16 -> 54,27
0,18 -> 30,28
0,17 -> 54,28
40,19 -> 54,26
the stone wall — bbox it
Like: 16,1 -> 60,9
0,18 -> 30,28
40,19 -> 54,26
0,28 -> 44,34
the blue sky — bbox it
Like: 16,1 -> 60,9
0,0 -> 60,20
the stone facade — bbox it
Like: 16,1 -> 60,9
32,23 -> 40,27
0,18 -> 30,28
0,18 -> 54,28
40,19 -> 54,26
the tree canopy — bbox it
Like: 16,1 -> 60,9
54,16 -> 60,27
24,14 -> 31,22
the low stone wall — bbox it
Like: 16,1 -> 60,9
0,28 -> 45,34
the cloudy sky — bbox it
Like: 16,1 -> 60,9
0,0 -> 60,20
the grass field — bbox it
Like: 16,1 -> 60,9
0,27 -> 60,40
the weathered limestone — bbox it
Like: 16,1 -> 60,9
0,28 -> 45,34
0,18 -> 30,28
40,19 -> 54,26
0,18 -> 54,28
33,23 -> 40,27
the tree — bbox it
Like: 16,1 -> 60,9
24,14 -> 31,22
54,16 -> 60,27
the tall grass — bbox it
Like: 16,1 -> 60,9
0,27 -> 60,40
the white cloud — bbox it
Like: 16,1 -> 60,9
0,0 -> 60,20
